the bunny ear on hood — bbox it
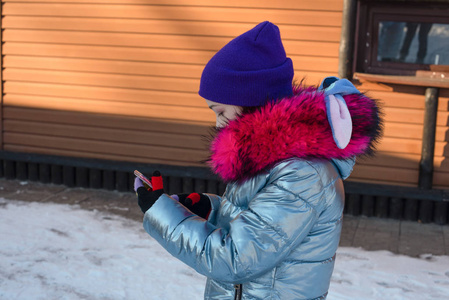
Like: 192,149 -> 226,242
319,76 -> 362,149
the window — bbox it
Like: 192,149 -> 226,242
354,1 -> 449,76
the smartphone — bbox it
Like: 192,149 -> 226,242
134,170 -> 153,189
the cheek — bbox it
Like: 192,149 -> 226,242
216,116 -> 226,128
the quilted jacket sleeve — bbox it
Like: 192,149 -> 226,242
143,160 -> 326,283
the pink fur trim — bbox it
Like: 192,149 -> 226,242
208,85 -> 382,182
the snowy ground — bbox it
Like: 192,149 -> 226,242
1,198 -> 449,300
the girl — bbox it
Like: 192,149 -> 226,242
135,21 -> 382,300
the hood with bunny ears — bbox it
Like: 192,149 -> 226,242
207,78 -> 383,183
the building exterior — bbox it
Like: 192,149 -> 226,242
0,0 -> 448,222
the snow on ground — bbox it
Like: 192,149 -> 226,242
1,198 -> 448,300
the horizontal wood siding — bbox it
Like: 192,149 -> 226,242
2,0 -> 344,11
1,0 -> 343,167
2,107 -> 211,166
2,0 -> 447,189
354,80 -> 449,189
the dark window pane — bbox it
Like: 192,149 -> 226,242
378,21 -> 449,65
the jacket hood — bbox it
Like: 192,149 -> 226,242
331,158 -> 355,180
207,84 -> 383,182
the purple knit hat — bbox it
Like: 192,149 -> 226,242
199,21 -> 294,107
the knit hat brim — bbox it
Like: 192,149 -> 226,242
199,58 -> 294,107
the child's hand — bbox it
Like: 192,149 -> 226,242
135,171 -> 164,213
177,193 -> 212,219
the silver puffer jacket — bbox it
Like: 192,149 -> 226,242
143,83 -> 382,299
144,158 -> 354,299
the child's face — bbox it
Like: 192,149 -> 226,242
205,99 -> 243,128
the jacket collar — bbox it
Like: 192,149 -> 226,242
208,85 -> 382,182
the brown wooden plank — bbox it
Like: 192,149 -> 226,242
3,132 -> 209,162
3,44 -> 338,73
383,123 -> 423,140
351,164 -> 419,185
436,156 -> 449,172
355,80 -> 432,93
383,123 -> 447,142
1,0 -> 344,12
376,137 -> 420,155
4,54 -> 338,76
6,108 -> 445,163
375,136 -> 447,156
359,153 -> 448,170
382,122 -> 448,142
436,112 -> 447,127
383,107 -> 424,124
3,94 -> 216,123
5,91 -> 447,148
433,172 -> 449,189
2,67 -> 337,94
295,57 -> 338,73
442,144 -> 449,158
383,107 -> 449,127
434,126 -> 447,144
2,29 -> 230,51
360,153 -> 448,171
426,155 -> 445,169
355,72 -> 449,89
2,17 -> 342,42
3,119 -> 208,150
3,69 -> 200,93
347,177 -> 417,188
3,107 -> 212,134
369,91 -> 425,109
294,71 -> 339,86
356,81 -> 449,107
3,3 -> 343,26
4,82 -> 205,107
3,30 -> 339,57
383,123 -> 423,139
3,71 -> 336,102
3,98 -> 444,156
357,152 -> 420,169
3,56 -> 204,79
3,144 -> 205,167
3,43 -> 215,65
367,90 -> 449,111
354,81 -> 396,93
433,156 -> 447,169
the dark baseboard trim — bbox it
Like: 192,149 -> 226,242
344,181 -> 449,202
0,150 -> 217,180
0,150 -> 448,224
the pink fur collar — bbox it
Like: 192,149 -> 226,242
207,85 -> 382,182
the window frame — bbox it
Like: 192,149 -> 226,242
354,0 -> 449,76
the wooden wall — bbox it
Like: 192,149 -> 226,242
1,0 -> 342,165
353,82 -> 449,190
1,0 -> 448,189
